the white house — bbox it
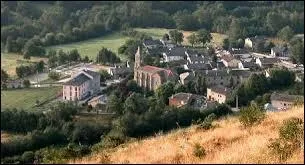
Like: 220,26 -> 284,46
162,47 -> 186,62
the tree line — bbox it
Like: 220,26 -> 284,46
2,1 -> 303,57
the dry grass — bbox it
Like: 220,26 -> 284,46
71,105 -> 304,164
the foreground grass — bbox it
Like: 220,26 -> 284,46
1,86 -> 61,111
46,32 -> 129,61
1,53 -> 48,78
71,105 -> 304,164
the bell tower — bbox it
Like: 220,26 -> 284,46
134,46 -> 141,70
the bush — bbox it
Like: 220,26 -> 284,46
198,113 -> 216,130
21,151 -> 35,164
23,79 -> 31,88
268,117 -> 304,161
48,71 -> 61,80
239,103 -> 265,128
193,143 -> 206,158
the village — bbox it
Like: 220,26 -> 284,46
3,34 -> 303,114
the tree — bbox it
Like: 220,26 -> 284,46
187,33 -> 197,47
228,19 -> 244,40
196,29 -> 212,47
83,56 -> 89,63
5,36 -> 13,53
1,69 -> 9,83
58,49 -> 68,65
277,26 -> 294,42
47,50 -> 57,68
239,103 -> 265,128
36,60 -> 45,73
106,93 -> 123,115
96,47 -> 120,64
68,49 -> 81,62
99,70 -> 111,82
48,71 -> 61,80
156,82 -> 175,105
290,39 -> 304,64
162,33 -> 169,41
222,38 -> 230,50
126,80 -> 142,93
21,151 -> 35,164
23,39 -> 46,58
124,92 -> 148,114
118,39 -> 141,62
269,68 -> 295,89
169,29 -> 184,45
23,80 -> 31,88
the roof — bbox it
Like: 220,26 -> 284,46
139,65 -> 166,73
186,63 -> 212,70
169,92 -> 204,104
88,95 -> 107,104
259,58 -> 280,64
143,39 -> 163,46
146,47 -> 167,56
248,36 -> 266,43
272,46 -> 288,53
208,86 -> 232,96
82,69 -> 100,78
270,92 -> 304,102
240,61 -> 257,68
229,49 -> 249,55
229,69 -> 252,77
196,70 -> 228,77
209,61 -> 225,69
221,55 -> 238,62
63,73 -> 91,86
188,55 -> 205,63
164,47 -> 187,57
179,72 -> 195,81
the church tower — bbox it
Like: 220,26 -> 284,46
134,46 -> 141,70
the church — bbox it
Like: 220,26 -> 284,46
134,47 -> 176,91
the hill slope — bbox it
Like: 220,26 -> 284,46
71,105 -> 304,164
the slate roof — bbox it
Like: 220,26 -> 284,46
164,47 -> 187,57
188,55 -> 205,63
259,58 -> 280,64
229,69 -> 252,77
248,35 -> 266,43
83,69 -> 100,78
270,92 -> 304,102
221,55 -> 237,62
240,61 -> 257,68
169,92 -> 204,105
209,61 -> 225,69
186,63 -> 212,70
196,70 -> 228,77
229,49 -> 249,55
64,73 -> 91,86
110,67 -> 132,75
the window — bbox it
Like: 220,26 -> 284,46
284,103 -> 286,106
75,87 -> 77,91
221,76 -> 223,79
64,96 -> 66,100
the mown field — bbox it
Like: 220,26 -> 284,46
1,53 -> 48,78
1,86 -> 61,111
46,32 -> 130,61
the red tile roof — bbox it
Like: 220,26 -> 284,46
140,65 -> 164,73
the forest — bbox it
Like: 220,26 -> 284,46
1,1 -> 304,55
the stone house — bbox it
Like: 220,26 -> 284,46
244,36 -> 266,49
134,47 -> 177,91
88,94 -> 107,109
270,92 -> 304,110
256,57 -> 280,68
108,62 -> 132,79
195,69 -> 251,88
169,92 -> 213,110
62,69 -> 100,101
221,55 -> 241,68
238,61 -> 258,70
270,46 -> 289,57
207,86 -> 232,104
162,47 -> 187,62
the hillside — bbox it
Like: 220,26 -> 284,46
71,105 -> 304,164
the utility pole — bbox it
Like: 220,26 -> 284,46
236,95 -> 238,110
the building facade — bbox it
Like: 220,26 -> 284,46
63,69 -> 100,101
207,86 -> 232,104
134,47 -> 176,91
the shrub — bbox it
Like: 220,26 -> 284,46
48,71 -> 61,80
268,117 -> 304,161
193,143 -> 206,158
23,79 -> 31,88
21,151 -> 35,164
239,103 -> 265,128
196,113 -> 216,130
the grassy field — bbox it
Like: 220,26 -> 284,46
46,32 -> 130,61
1,53 -> 48,78
72,105 -> 304,164
1,86 -> 61,111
